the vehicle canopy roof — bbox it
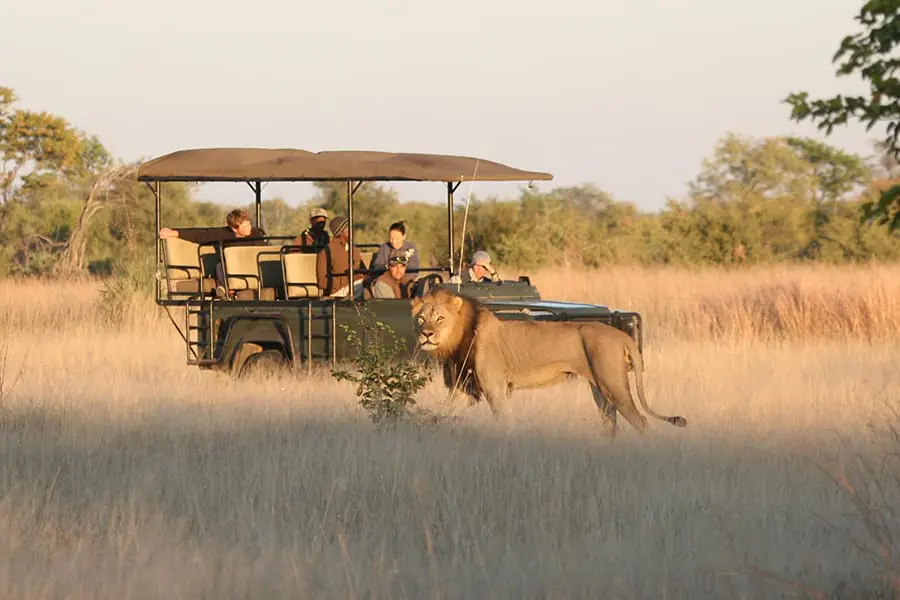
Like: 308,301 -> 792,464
137,147 -> 554,183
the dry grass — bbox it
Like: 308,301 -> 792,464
0,264 -> 899,598
529,262 -> 900,343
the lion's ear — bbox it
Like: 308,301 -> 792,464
450,295 -> 464,312
410,297 -> 424,315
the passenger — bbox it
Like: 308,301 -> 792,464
292,207 -> 330,249
158,208 -> 265,245
450,250 -> 501,284
369,221 -> 420,275
158,209 -> 266,298
368,250 -> 415,299
316,216 -> 367,298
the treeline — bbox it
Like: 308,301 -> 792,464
2,85 -> 899,278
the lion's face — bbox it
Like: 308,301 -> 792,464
410,291 -> 466,355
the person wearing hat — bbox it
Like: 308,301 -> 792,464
368,249 -> 416,299
451,249 -> 501,284
293,207 -> 330,249
316,215 -> 367,298
463,250 -> 500,283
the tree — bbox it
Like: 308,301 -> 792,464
683,133 -> 815,263
57,162 -> 139,274
784,136 -> 871,258
0,87 -> 85,204
784,0 -> 900,231
311,181 -> 401,244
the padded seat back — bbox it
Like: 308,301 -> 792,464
162,237 -> 216,296
283,252 -> 321,298
222,244 -> 273,291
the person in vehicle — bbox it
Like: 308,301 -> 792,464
450,250 -> 501,284
369,221 -> 419,275
316,216 -> 367,298
158,208 -> 266,298
367,250 -> 416,299
158,208 -> 266,244
292,207 -> 330,249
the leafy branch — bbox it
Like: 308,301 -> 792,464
784,0 -> 900,232
331,307 -> 436,429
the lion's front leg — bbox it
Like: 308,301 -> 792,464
590,383 -> 618,438
478,373 -> 511,422
442,363 -> 480,407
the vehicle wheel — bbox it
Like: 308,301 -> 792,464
239,349 -> 288,379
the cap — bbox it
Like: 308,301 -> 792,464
330,216 -> 348,236
310,207 -> 328,220
472,250 -> 491,266
388,250 -> 409,266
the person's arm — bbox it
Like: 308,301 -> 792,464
168,227 -> 228,245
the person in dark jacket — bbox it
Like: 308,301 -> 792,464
292,207 -> 330,249
158,209 -> 266,298
158,208 -> 266,245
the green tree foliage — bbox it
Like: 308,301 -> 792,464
784,0 -> 900,231
1,85 -> 899,279
0,87 -> 86,204
331,309 -> 434,429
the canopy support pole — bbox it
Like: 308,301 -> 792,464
246,181 -> 263,231
347,180 -> 355,298
447,181 -> 461,276
153,181 -> 161,303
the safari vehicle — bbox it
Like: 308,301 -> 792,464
138,148 -> 644,377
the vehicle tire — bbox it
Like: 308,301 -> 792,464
239,349 -> 288,379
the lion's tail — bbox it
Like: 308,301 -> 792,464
625,337 -> 688,428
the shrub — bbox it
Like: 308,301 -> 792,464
97,254 -> 157,324
331,308 -> 436,429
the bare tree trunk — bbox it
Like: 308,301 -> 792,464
56,164 -> 136,275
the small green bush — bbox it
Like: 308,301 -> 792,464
331,309 -> 436,429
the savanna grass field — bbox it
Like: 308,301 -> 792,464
1,263 -> 900,599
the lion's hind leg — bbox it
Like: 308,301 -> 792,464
583,346 -> 648,434
589,384 -> 618,438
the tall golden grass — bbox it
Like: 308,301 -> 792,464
530,262 -> 900,343
0,264 -> 898,598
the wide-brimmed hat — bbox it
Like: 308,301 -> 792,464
330,216 -> 348,236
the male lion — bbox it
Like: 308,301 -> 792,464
410,288 -> 687,436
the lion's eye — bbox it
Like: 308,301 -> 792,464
436,315 -> 443,323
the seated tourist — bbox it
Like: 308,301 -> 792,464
369,221 -> 420,275
158,209 -> 267,298
292,207 -> 330,249
159,208 -> 266,245
316,216 -> 366,298
368,250 -> 416,299
450,250 -> 501,284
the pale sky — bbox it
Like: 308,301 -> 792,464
2,0 -> 880,213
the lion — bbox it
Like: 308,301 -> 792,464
410,287 -> 687,436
